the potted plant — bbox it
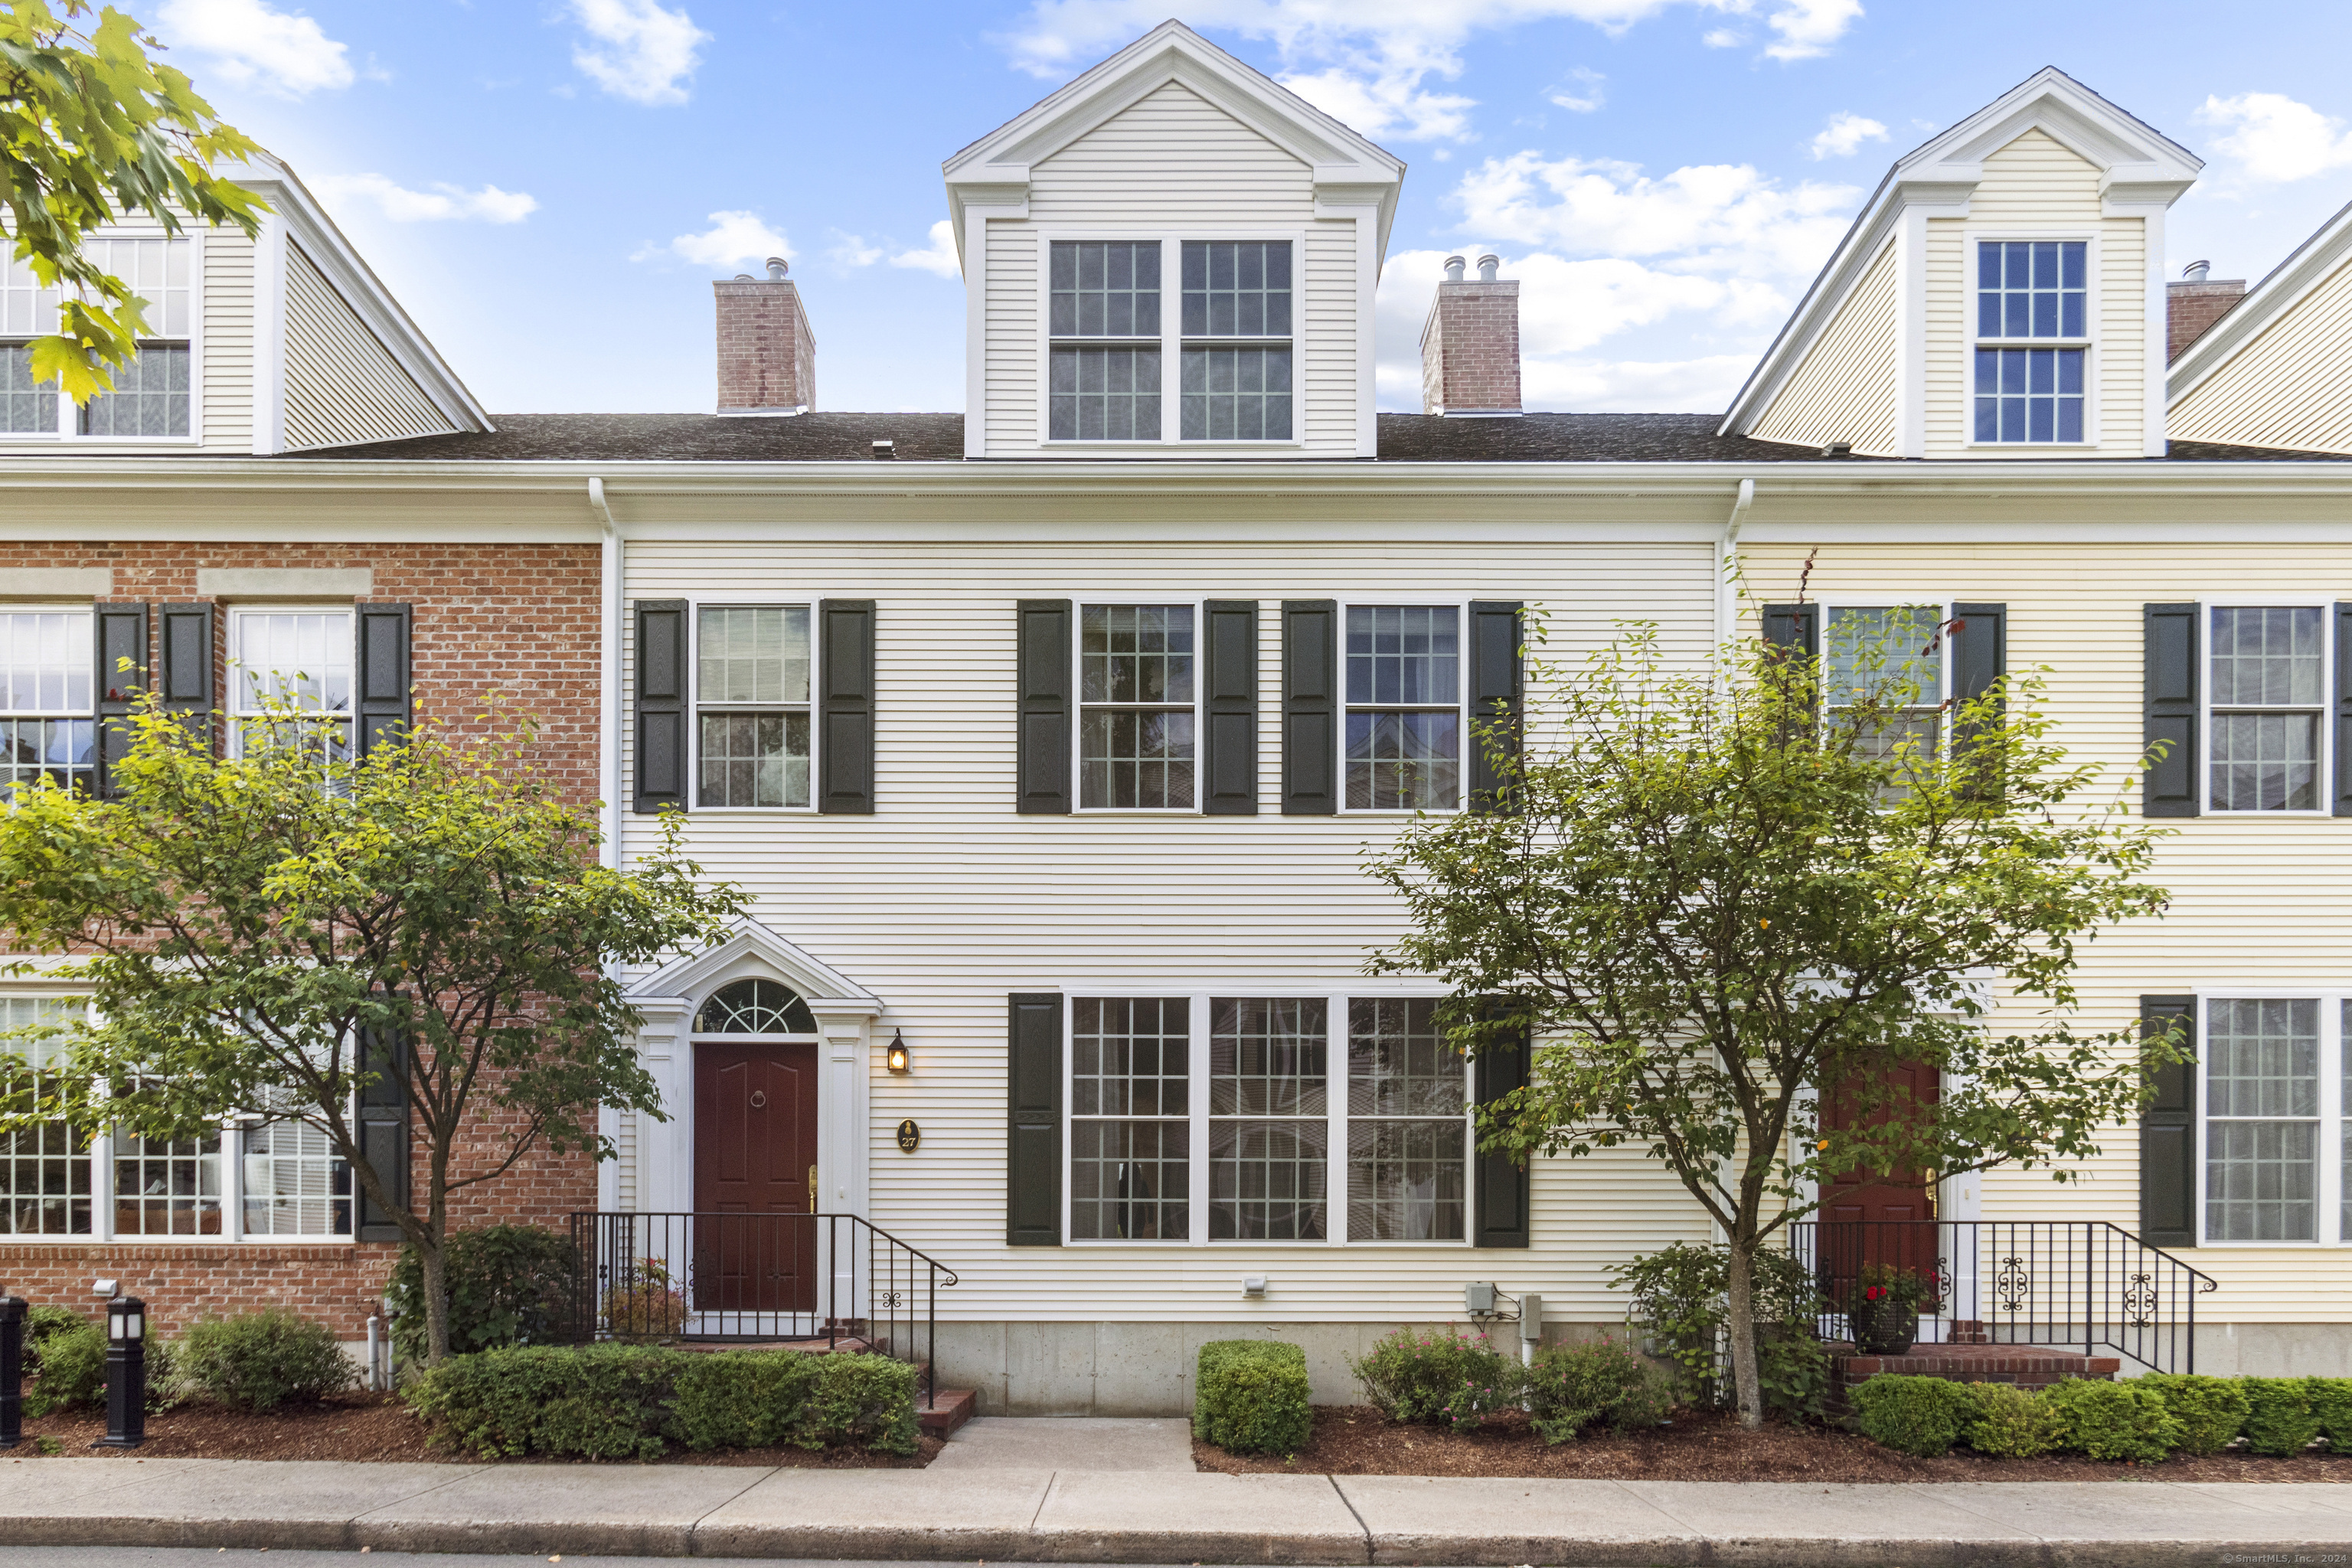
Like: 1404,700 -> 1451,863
1850,1262 -> 1931,1355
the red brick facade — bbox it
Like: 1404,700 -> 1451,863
714,273 -> 815,412
0,538 -> 604,1338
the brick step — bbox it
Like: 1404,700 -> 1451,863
919,1387 -> 977,1439
1826,1343 -> 2118,1422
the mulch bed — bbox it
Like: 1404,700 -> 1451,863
12,1392 -> 939,1467
1193,1404 -> 2352,1482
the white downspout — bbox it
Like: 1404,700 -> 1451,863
590,476 -> 626,1215
1716,478 -> 1755,661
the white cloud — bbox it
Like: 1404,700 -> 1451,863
1701,26 -> 1743,45
567,0 -> 708,106
1454,151 -> 1858,276
1548,67 -> 1606,115
2197,91 -> 2352,183
314,174 -> 538,224
889,221 -> 964,278
154,0 -> 353,96
997,2 -> 1861,143
1808,110 -> 1887,160
635,211 -> 792,270
828,234 -> 886,267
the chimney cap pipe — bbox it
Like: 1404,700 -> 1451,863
2183,259 -> 2211,283
1443,254 -> 1466,283
733,273 -> 754,282
766,256 -> 790,282
1477,253 -> 1501,282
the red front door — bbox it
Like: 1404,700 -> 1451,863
1820,1060 -> 1941,1303
693,1042 -> 818,1314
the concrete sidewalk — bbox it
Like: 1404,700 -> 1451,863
8,1451 -> 2352,1565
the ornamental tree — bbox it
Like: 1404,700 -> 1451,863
1366,596 -> 2177,1429
0,696 -> 743,1362
2,0 -> 270,400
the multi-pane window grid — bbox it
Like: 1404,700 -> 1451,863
0,609 -> 94,799
1210,998 -> 1328,1240
1347,998 -> 1467,1241
1080,604 -> 1196,809
0,238 -> 189,437
1345,606 -> 1461,811
2210,606 -> 2324,812
0,250 -> 60,434
1050,241 -> 1161,442
116,1129 -> 223,1236
1974,240 -> 2086,444
232,611 -> 354,765
242,1119 -> 352,1237
697,606 -> 812,808
1824,606 -> 1945,789
2207,998 -> 2321,1242
0,997 -> 90,1236
1070,998 -> 1190,1240
1181,241 -> 1292,442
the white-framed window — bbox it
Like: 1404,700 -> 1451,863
2204,603 -> 2328,814
694,603 -> 813,810
229,607 -> 354,764
2197,993 -> 2352,1245
1972,238 -> 2089,445
1076,600 -> 1198,811
0,606 -> 95,799
1821,601 -> 1949,784
1044,236 -> 1295,445
0,994 -> 352,1241
0,237 -> 194,441
1343,603 -> 1462,812
1064,991 -> 1472,1246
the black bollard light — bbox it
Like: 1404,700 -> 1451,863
0,1295 -> 23,1449
93,1295 -> 146,1449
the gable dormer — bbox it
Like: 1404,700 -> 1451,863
1722,67 -> 2200,459
942,21 -> 1402,460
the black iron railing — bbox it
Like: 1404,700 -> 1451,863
567,1211 -> 959,1405
1783,1219 -> 2217,1374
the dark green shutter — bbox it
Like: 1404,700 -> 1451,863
1467,601 -> 1523,811
2144,603 -> 2199,818
355,1026 -> 410,1243
156,603 -> 214,755
1281,599 -> 1337,815
354,603 -> 413,760
1203,599 -> 1257,815
1016,600 -> 1071,814
1007,992 -> 1063,1246
1473,1022 -> 1531,1248
818,599 -> 875,815
1950,602 -> 2007,792
633,599 -> 688,814
1762,602 -> 1818,658
93,603 -> 149,798
2335,603 -> 2352,816
2138,995 -> 2197,1247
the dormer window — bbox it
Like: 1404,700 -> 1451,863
1974,240 -> 2087,444
0,239 -> 191,440
1181,241 -> 1291,441
1050,242 -> 1161,442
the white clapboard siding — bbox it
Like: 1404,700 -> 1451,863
281,243 -> 457,452
1924,129 -> 2149,458
2171,251 -> 2352,455
981,80 -> 1359,457
617,536 -> 1717,1323
1750,238 -> 1900,456
198,227 -> 254,452
1743,541 -> 2352,1318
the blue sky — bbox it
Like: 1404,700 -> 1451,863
148,0 -> 2352,416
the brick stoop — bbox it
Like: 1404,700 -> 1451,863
1827,1343 -> 2119,1420
918,1387 -> 977,1438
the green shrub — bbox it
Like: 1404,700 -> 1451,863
2045,1377 -> 2182,1462
23,1318 -> 178,1417
1962,1381 -> 2063,1459
2138,1375 -> 2251,1457
1851,1374 -> 1977,1458
1349,1324 -> 1517,1426
24,1305 -> 84,1373
385,1224 -> 580,1362
1759,1325 -> 1832,1423
1196,1340 -> 1313,1455
178,1308 -> 357,1411
2241,1377 -> 2324,1458
1609,1241 -> 1826,1418
1524,1338 -> 1671,1445
403,1343 -> 920,1460
2304,1377 -> 2352,1453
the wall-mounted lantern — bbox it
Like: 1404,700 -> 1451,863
885,1029 -> 910,1074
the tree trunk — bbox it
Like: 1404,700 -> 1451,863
418,1237 -> 453,1364
1724,1235 -> 1765,1430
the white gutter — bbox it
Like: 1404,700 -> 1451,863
1716,478 -> 1754,660
588,477 -> 622,873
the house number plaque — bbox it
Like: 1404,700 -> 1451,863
895,1119 -> 920,1152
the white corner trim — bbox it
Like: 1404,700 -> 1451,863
250,211 -> 289,456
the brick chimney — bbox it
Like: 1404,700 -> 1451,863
2167,260 -> 2245,364
714,257 -> 815,414
1420,253 -> 1521,416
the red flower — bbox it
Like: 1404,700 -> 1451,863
1864,1286 -> 1885,1302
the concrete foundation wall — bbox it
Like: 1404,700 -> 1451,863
2181,1323 -> 2352,1379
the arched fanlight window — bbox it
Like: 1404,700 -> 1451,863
694,978 -> 817,1034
